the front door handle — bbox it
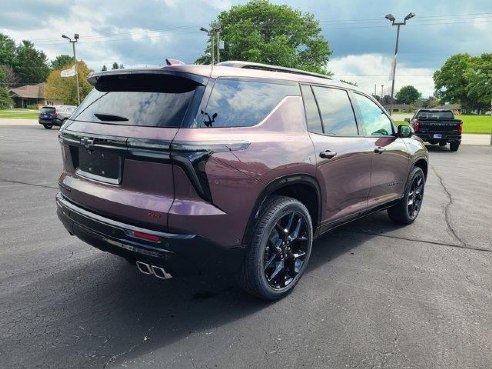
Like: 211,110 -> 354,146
374,146 -> 386,154
319,150 -> 337,159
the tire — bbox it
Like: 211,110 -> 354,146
439,142 -> 447,147
238,196 -> 313,300
450,142 -> 460,151
388,167 -> 425,225
43,124 -> 53,129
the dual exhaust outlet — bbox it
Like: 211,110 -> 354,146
136,261 -> 172,280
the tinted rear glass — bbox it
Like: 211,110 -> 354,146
200,78 -> 300,128
40,107 -> 55,113
71,74 -> 201,127
417,111 -> 454,120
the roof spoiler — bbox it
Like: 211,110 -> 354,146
217,60 -> 332,80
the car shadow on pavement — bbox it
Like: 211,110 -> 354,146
76,215 -> 396,367
9,213 -> 399,369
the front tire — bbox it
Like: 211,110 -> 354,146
239,196 -> 313,300
388,167 -> 425,224
43,124 -> 53,129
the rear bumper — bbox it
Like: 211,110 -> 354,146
56,193 -> 244,276
415,133 -> 461,142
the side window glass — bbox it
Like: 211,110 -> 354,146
201,78 -> 299,128
353,93 -> 393,136
301,85 -> 322,134
312,86 -> 358,136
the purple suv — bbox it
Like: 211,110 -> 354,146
56,61 -> 428,300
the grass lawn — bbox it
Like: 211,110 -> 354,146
395,115 -> 492,134
0,109 -> 39,119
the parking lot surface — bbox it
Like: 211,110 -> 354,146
1,122 -> 491,369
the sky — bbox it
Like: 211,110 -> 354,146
1,0 -> 491,97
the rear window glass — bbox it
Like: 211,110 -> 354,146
40,107 -> 55,113
417,111 -> 454,120
200,78 -> 300,128
71,74 -> 201,127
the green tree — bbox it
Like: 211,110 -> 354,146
45,60 -> 92,105
195,0 -> 332,74
464,53 -> 492,111
51,54 -> 74,70
0,33 -> 17,66
15,41 -> 50,84
395,85 -> 421,104
0,86 -> 12,108
433,53 -> 492,111
102,65 -> 107,71
112,62 -> 119,70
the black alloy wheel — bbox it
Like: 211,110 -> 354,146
407,172 -> 424,220
239,196 -> 313,300
263,211 -> 309,290
388,167 -> 426,224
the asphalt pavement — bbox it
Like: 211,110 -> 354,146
0,122 -> 491,369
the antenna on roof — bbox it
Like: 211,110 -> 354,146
165,58 -> 185,66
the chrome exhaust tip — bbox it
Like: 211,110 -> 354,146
136,261 -> 152,275
151,265 -> 173,280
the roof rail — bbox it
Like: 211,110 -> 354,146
216,61 -> 331,80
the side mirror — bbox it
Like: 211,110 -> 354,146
404,118 -> 411,123
397,124 -> 413,138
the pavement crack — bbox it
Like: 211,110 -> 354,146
0,178 -> 58,190
431,165 -> 467,247
348,229 -> 491,253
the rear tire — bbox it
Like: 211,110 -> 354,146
388,167 -> 425,225
43,124 -> 53,129
450,142 -> 460,151
238,196 -> 313,300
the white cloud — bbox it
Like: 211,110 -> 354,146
328,53 -> 436,97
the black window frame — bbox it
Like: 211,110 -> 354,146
349,91 -> 397,137
306,84 -> 360,137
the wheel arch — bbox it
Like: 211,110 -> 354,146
242,174 -> 321,246
413,158 -> 428,179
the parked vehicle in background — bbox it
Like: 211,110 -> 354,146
56,61 -> 428,300
38,105 -> 77,129
54,105 -> 77,126
406,109 -> 462,151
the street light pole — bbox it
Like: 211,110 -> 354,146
200,27 -> 215,65
385,12 -> 415,115
61,33 -> 80,105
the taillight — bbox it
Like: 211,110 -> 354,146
458,120 -> 463,134
412,119 -> 420,132
51,112 -> 58,117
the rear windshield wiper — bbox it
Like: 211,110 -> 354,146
94,113 -> 129,121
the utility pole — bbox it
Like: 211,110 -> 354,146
61,33 -> 80,105
385,12 -> 415,115
200,27 -> 219,65
381,84 -> 384,101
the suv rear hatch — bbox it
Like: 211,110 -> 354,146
58,71 -> 206,231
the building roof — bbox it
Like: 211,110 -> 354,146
9,83 -> 45,99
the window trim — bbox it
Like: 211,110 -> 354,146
308,84 -> 361,137
350,91 -> 397,138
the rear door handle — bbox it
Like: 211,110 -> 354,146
374,147 -> 386,154
319,150 -> 337,159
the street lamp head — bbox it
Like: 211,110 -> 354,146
385,14 -> 395,22
74,33 -> 79,40
61,34 -> 70,40
200,27 -> 209,33
404,12 -> 415,21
